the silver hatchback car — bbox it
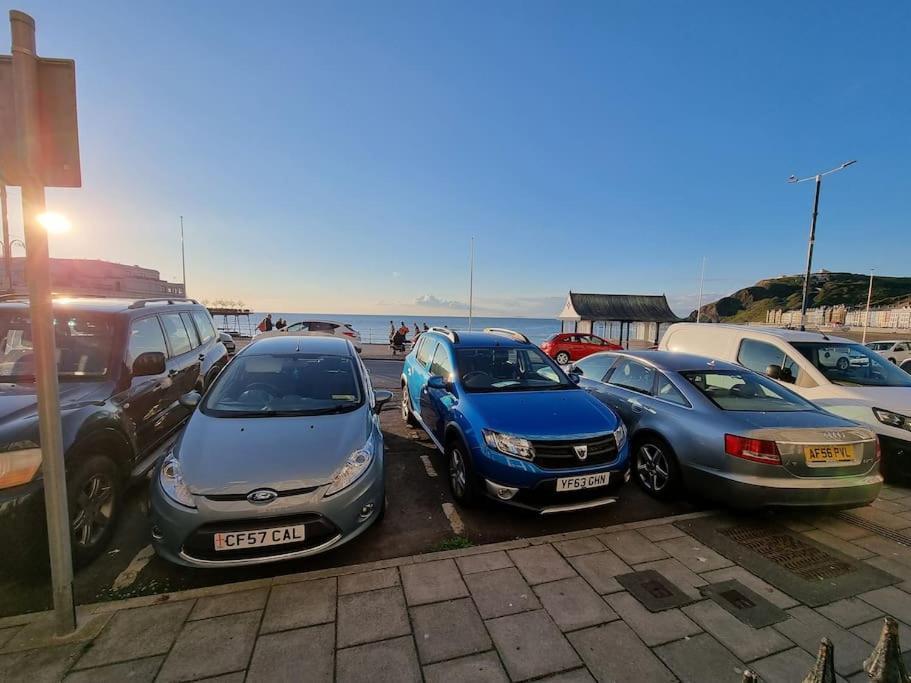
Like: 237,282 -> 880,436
150,335 -> 391,567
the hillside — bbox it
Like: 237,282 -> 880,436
689,272 -> 911,323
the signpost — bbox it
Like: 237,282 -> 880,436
1,10 -> 81,635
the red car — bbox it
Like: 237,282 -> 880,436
540,333 -> 623,364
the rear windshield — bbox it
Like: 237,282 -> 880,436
0,310 -> 114,381
681,369 -> 815,412
202,352 -> 363,417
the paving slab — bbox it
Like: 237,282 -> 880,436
2,610 -> 112,653
657,534 -> 734,573
598,530 -> 668,564
872,498 -> 910,514
261,577 -> 336,633
537,669 -> 595,682
0,626 -> 18,649
605,591 -> 701,646
336,635 -> 421,683
465,567 -> 541,619
639,524 -> 687,542
700,566 -> 799,609
748,647 -> 817,683
814,518 -> 873,540
568,621 -> 675,682
197,673 -> 246,682
73,600 -> 193,669
534,577 -> 618,631
633,557 -> 708,600
456,551 -> 513,575
337,586 -> 410,648
683,599 -> 792,662
400,559 -> 468,606
851,534 -> 911,563
189,587 -> 268,621
156,610 -> 260,682
246,623 -> 334,683
0,643 -> 85,682
62,655 -> 163,682
338,568 -> 400,595
553,536 -> 605,558
803,529 -> 874,560
851,617 -> 911,652
774,605 -> 873,676
567,550 -> 631,594
411,597 -> 491,664
818,598 -> 884,628
485,609 -> 581,681
509,545 -> 576,585
422,651 -> 508,683
847,505 -> 911,530
655,632 -> 746,682
859,586 -> 911,624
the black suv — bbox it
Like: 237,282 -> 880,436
0,296 -> 228,568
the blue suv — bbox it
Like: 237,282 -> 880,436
401,327 -> 630,513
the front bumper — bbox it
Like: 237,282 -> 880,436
879,434 -> 911,482
481,466 -> 630,514
0,479 -> 47,555
150,465 -> 385,568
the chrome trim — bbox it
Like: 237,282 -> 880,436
539,497 -> 618,515
775,439 -> 876,447
178,533 -> 344,567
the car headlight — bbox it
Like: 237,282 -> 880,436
325,433 -> 376,496
483,430 -> 535,461
613,423 -> 628,450
874,408 -> 911,432
0,447 -> 42,490
159,452 -> 196,508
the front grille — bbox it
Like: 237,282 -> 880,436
531,434 -> 619,469
182,513 -> 339,562
203,485 -> 319,502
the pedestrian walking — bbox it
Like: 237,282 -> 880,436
389,320 -> 395,342
257,314 -> 274,333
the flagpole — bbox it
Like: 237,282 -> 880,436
468,237 -> 474,331
180,216 -> 187,297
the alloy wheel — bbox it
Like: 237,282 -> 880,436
450,447 -> 467,498
637,444 -> 670,493
401,386 -> 410,421
71,473 -> 114,548
555,352 -> 570,364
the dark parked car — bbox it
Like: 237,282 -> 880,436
219,331 -> 237,356
0,296 -> 228,568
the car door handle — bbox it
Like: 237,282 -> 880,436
168,369 -> 178,377
198,353 -> 206,361
628,398 -> 643,413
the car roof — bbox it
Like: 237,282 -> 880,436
0,296 -> 205,315
427,329 -> 531,348
674,322 -> 855,345
605,349 -> 747,374
245,334 -> 353,355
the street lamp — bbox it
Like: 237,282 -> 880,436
787,160 -> 857,331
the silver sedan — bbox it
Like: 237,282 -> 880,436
150,335 -> 391,567
572,350 -> 881,509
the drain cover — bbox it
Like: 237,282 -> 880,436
721,524 -> 853,581
616,570 -> 692,612
700,579 -> 789,628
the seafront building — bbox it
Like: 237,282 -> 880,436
767,304 -> 911,330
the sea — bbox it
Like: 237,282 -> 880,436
213,312 -> 563,345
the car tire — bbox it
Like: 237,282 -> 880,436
836,357 -> 849,371
67,453 -> 123,569
555,351 -> 570,365
633,436 -> 680,501
401,385 -> 418,427
446,438 -> 477,507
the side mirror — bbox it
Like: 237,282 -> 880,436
132,351 -> 166,377
568,372 -> 581,385
374,389 -> 393,411
179,391 -> 201,409
570,365 -> 583,376
427,375 -> 449,391
766,364 -> 782,380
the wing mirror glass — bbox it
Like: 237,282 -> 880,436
374,389 -> 393,411
132,351 -> 166,377
179,390 -> 201,409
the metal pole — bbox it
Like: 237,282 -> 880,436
467,236 -> 473,331
696,256 -> 706,323
179,215 -> 186,297
0,182 -> 11,290
10,9 -> 75,634
863,269 -> 874,344
799,175 -> 822,331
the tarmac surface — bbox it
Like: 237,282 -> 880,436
0,359 -> 696,618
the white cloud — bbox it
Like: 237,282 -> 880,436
414,294 -> 469,310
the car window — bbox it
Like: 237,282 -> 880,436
416,337 -> 436,366
181,312 -> 201,348
309,322 -> 338,333
656,374 -> 690,406
737,339 -> 801,383
192,311 -> 216,344
159,313 -> 192,356
573,354 -> 616,381
792,342 -> 911,388
430,345 -> 453,379
286,322 -> 305,332
607,359 -> 655,394
896,345 -> 907,352
127,316 -> 167,368
683,370 -> 815,412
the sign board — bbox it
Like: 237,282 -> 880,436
0,55 -> 81,188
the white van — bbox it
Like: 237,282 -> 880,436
659,323 -> 911,479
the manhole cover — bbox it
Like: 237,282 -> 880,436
721,524 -> 853,581
616,570 -> 691,612
700,579 -> 789,628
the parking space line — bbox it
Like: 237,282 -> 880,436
442,502 -> 465,536
420,455 -> 438,478
111,544 -> 154,591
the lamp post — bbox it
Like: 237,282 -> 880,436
787,160 -> 857,331
863,269 -> 874,344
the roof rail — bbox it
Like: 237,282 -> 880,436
428,326 -> 459,343
484,327 -> 530,344
127,297 -> 199,309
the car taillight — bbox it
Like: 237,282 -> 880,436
724,434 -> 781,465
343,331 -> 357,338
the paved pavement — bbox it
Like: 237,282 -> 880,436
6,492 -> 911,682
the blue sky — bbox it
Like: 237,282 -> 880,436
4,1 -> 910,316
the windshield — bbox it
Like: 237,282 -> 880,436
202,352 -> 363,417
0,310 -> 114,381
792,342 -> 911,388
455,346 -> 573,393
682,369 -> 816,412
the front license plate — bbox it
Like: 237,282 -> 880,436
214,524 -> 306,551
804,444 -> 856,466
556,472 -> 610,492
